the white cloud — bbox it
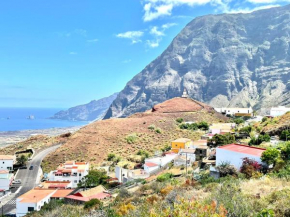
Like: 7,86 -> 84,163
150,26 -> 165,36
227,4 -> 280,13
162,23 -> 177,29
143,3 -> 173,21
116,31 -> 144,44
87,38 -> 99,43
141,0 -> 284,21
143,0 -> 211,21
147,39 -> 161,48
69,52 -> 77,55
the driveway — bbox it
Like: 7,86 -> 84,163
2,145 -> 61,214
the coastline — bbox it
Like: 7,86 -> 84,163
0,126 -> 83,147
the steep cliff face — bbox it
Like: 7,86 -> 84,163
52,93 -> 118,121
104,5 -> 290,119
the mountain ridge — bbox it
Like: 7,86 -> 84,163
51,92 -> 118,121
104,4 -> 290,119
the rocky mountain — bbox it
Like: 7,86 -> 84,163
104,5 -> 290,119
52,92 -> 118,121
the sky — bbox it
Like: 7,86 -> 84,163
0,0 -> 289,108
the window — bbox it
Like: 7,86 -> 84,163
74,180 -> 77,183
79,173 -> 82,176
2,162 -> 4,164
28,207 -> 34,212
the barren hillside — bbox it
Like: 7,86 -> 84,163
42,97 -> 227,172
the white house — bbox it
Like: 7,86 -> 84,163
144,153 -> 177,174
115,167 -> 149,183
216,144 -> 266,170
214,107 -> 253,116
0,155 -> 15,171
0,170 -> 14,190
16,189 -> 56,217
48,161 -> 89,188
270,106 -> 290,117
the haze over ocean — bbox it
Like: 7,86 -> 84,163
0,108 -> 88,131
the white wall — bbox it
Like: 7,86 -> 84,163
0,159 -> 14,171
144,165 -> 159,174
270,106 -> 290,117
215,108 -> 252,116
16,191 -> 55,217
216,148 -> 263,170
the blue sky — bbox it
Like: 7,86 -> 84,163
0,0 -> 288,108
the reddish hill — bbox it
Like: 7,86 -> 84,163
42,98 -> 228,172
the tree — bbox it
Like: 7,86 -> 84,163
208,133 -> 235,147
261,148 -> 280,166
281,142 -> 290,161
280,130 -> 290,141
16,154 -> 28,165
198,121 -> 209,130
249,134 -> 271,146
176,118 -> 184,123
78,169 -> 108,188
233,118 -> 244,125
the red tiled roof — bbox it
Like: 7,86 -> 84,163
65,192 -> 111,202
51,189 -> 74,198
0,155 -> 14,160
145,162 -> 159,167
218,144 -> 266,157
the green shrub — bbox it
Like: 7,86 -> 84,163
137,150 -> 149,158
216,162 -> 238,177
249,134 -> 271,145
176,118 -> 184,123
261,148 -> 280,166
197,121 -> 209,130
155,128 -> 162,134
157,173 -> 173,182
107,153 -> 116,161
233,118 -> 245,125
84,199 -> 102,209
262,117 -> 268,122
125,134 -> 138,144
208,133 -> 235,147
279,130 -> 290,141
148,125 -> 155,130
281,142 -> 290,161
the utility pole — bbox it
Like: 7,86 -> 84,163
186,153 -> 188,175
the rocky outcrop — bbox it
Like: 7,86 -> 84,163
52,93 -> 118,121
104,5 -> 290,119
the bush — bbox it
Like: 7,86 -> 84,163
262,117 -> 268,122
155,128 -> 162,134
125,134 -> 138,144
179,123 -> 198,130
137,150 -> 149,158
157,173 -> 173,182
148,125 -> 155,130
239,126 -> 253,134
16,154 -> 28,165
208,133 -> 235,147
240,157 -> 262,179
261,148 -> 280,166
107,153 -> 116,161
280,130 -> 290,141
176,118 -> 184,123
198,121 -> 209,130
249,134 -> 271,146
84,199 -> 102,209
216,162 -> 238,177
234,118 -> 245,125
281,142 -> 290,161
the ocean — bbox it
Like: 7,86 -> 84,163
0,108 -> 88,131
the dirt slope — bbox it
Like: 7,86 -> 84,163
42,98 -> 228,171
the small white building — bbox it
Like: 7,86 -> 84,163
214,107 -> 253,116
0,170 -> 13,190
16,189 -> 56,217
270,106 -> 290,117
115,167 -> 149,183
0,155 -> 15,171
216,144 -> 266,170
144,153 -> 177,174
48,161 -> 89,188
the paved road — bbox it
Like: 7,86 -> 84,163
2,145 -> 61,214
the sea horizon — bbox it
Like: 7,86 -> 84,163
0,107 -> 88,132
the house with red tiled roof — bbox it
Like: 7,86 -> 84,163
48,161 -> 89,188
65,185 -> 111,204
216,144 -> 266,170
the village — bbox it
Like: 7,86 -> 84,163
0,99 -> 289,217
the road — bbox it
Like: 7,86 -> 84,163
2,145 -> 61,215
